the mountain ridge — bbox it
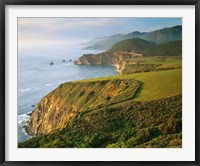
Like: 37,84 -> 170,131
84,25 -> 182,50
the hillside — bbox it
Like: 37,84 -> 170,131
142,40 -> 182,56
75,38 -> 156,66
141,25 -> 182,44
120,56 -> 182,75
108,38 -> 156,53
19,69 -> 182,148
84,25 -> 182,50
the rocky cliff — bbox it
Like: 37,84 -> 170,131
27,79 -> 140,136
75,38 -> 156,66
75,52 -> 138,67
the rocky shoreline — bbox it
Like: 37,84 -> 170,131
74,51 -> 139,74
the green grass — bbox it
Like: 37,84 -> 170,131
132,69 -> 182,101
75,69 -> 182,101
126,56 -> 182,68
121,56 -> 181,75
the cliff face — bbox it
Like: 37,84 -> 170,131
75,52 -> 139,67
75,38 -> 157,68
27,79 -> 140,136
75,54 -> 105,65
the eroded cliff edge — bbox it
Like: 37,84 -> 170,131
27,79 -> 140,136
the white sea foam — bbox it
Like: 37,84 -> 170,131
19,88 -> 31,93
18,113 -> 30,124
45,83 -> 51,86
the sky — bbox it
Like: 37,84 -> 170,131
18,18 -> 182,56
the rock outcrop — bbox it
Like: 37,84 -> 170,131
75,52 -> 140,66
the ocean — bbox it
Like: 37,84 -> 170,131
18,46 -> 117,143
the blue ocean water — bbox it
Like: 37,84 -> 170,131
18,47 -> 117,143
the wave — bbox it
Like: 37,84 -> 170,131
45,83 -> 51,86
19,88 -> 31,93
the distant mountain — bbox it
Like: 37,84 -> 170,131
84,31 -> 146,50
141,26 -> 182,45
83,37 -> 109,47
84,25 -> 182,50
143,40 -> 182,56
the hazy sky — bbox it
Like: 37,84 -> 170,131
18,18 -> 182,56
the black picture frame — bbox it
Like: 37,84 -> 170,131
0,0 -> 199,165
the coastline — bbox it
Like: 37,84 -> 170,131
18,56 -> 117,143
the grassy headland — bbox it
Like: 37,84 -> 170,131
19,37 -> 182,148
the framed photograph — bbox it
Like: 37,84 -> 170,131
1,0 -> 199,165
